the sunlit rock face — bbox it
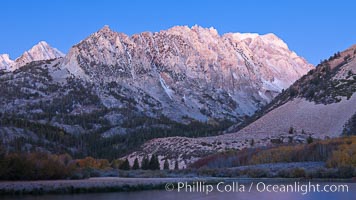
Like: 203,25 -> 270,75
1,41 -> 64,71
62,25 -> 312,122
0,25 -> 313,157
0,54 -> 14,71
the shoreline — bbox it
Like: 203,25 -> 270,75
0,177 -> 354,195
0,177 -> 219,195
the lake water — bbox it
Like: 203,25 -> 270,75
2,181 -> 355,200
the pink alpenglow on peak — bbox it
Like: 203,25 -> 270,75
0,54 -> 14,71
61,25 -> 312,119
0,41 -> 64,71
13,41 -> 64,70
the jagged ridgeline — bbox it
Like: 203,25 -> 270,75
0,25 -> 312,158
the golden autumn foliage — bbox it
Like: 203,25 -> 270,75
249,145 -> 305,164
192,136 -> 356,170
326,139 -> 356,168
250,136 -> 356,167
75,156 -> 110,169
0,152 -> 113,180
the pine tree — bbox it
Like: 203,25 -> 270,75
132,158 -> 140,170
163,159 -> 169,170
149,154 -> 160,170
119,158 -> 130,170
289,126 -> 294,134
155,155 -> 160,170
174,160 -> 179,170
141,156 -> 149,170
250,139 -> 255,146
0,145 -> 5,159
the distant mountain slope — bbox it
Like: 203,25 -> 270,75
60,25 -> 312,122
13,41 -> 64,70
0,41 -> 64,71
125,45 -> 356,169
0,25 -> 311,159
234,44 -> 356,133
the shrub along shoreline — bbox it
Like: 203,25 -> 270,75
0,136 -> 355,189
191,136 -> 356,179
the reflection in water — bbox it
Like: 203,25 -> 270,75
2,182 -> 355,200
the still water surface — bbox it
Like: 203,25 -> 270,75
2,181 -> 355,200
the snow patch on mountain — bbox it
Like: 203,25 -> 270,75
159,74 -> 174,100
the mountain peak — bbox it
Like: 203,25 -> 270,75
228,32 -> 260,40
89,25 -> 120,42
38,40 -> 49,46
11,41 -> 64,70
97,25 -> 115,35
0,54 -> 14,71
0,54 -> 11,60
227,32 -> 288,49
62,24 -> 312,99
165,25 -> 219,37
262,33 -> 278,39
191,24 -> 219,35
260,33 -> 288,49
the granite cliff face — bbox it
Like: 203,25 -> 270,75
0,25 -> 312,158
61,25 -> 312,122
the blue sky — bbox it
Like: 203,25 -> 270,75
1,0 -> 355,65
